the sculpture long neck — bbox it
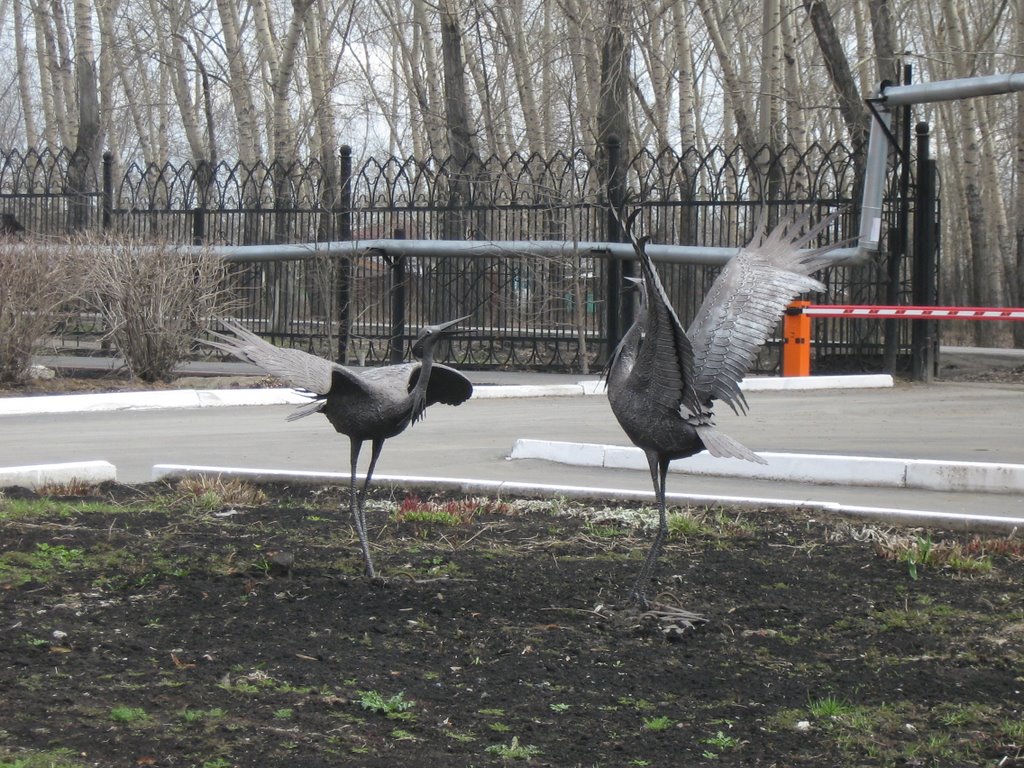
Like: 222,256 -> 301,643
607,320 -> 642,391
408,348 -> 435,423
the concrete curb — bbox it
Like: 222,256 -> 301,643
0,460 -> 117,489
150,463 -> 1024,533
0,388 -> 311,416
509,439 -> 1024,495
0,374 -> 893,416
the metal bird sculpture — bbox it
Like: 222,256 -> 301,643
204,318 -> 473,579
606,208 -> 846,628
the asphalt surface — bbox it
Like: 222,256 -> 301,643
2,350 -> 1023,524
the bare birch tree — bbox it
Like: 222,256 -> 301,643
1017,0 -> 1024,344
68,0 -> 100,230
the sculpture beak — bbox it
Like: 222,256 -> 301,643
438,315 -> 470,333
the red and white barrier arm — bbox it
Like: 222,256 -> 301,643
781,301 -> 1024,376
802,305 -> 1024,321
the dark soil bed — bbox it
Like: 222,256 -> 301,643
1,480 -> 1022,767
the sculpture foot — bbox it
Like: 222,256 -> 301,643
634,592 -> 708,638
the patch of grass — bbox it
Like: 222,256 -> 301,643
484,737 -> 541,760
585,520 -> 628,538
666,510 -> 707,538
392,494 -> 513,527
0,749 -> 89,768
444,729 -> 477,743
358,690 -> 415,720
0,542 -> 89,586
807,694 -> 852,719
0,497 -> 127,521
182,708 -> 226,723
32,480 -> 100,497
618,696 -> 656,712
875,533 -> 994,579
641,715 -> 674,732
172,476 -> 267,513
1002,717 -> 1024,742
701,728 -> 741,755
109,705 -> 149,724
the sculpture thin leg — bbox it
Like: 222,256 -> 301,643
632,452 -> 706,631
632,452 -> 669,607
348,440 -> 376,579
355,438 -> 386,574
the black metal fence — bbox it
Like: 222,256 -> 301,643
0,143 -> 918,373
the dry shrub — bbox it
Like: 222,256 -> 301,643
174,475 -> 268,508
86,237 -> 235,382
0,237 -> 85,384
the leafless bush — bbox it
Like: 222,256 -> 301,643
86,237 -> 235,382
0,237 -> 84,384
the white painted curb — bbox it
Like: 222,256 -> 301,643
740,373 -> 893,391
0,460 -> 117,489
509,439 -> 1024,495
0,388 -> 310,416
0,374 -> 892,416
150,464 -> 1024,533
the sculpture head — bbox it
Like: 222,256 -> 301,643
412,315 -> 469,359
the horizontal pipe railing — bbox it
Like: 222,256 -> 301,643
191,239 -> 864,267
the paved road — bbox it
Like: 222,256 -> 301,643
2,379 -> 1022,519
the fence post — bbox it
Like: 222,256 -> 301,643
884,63 -> 914,373
336,145 -> 353,363
911,123 -> 937,382
101,152 -> 113,231
389,228 -> 407,364
782,301 -> 812,376
192,160 -> 211,245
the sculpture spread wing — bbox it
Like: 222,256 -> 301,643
422,364 -> 474,406
687,209 -> 847,414
631,234 -> 704,420
202,320 -> 361,396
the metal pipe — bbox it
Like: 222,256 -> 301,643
880,72 -> 1024,106
859,100 -> 892,255
192,238 -> 862,267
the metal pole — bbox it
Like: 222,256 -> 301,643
101,152 -> 113,231
881,72 -> 1024,106
336,145 -> 353,363
912,123 -> 937,382
389,228 -> 407,365
884,64 -> 914,372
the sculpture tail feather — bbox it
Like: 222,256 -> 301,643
695,424 -> 767,465
284,397 -> 325,422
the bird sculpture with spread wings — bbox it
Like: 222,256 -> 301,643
204,318 -> 473,579
606,208 -> 847,628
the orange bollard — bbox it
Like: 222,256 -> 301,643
782,301 -> 811,376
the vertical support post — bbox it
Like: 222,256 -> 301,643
192,160 -> 212,245
911,123 -> 937,382
191,207 -> 206,245
782,301 -> 812,376
389,228 -> 407,365
884,64 -> 914,372
604,136 -> 624,360
101,151 -> 113,231
336,145 -> 353,363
